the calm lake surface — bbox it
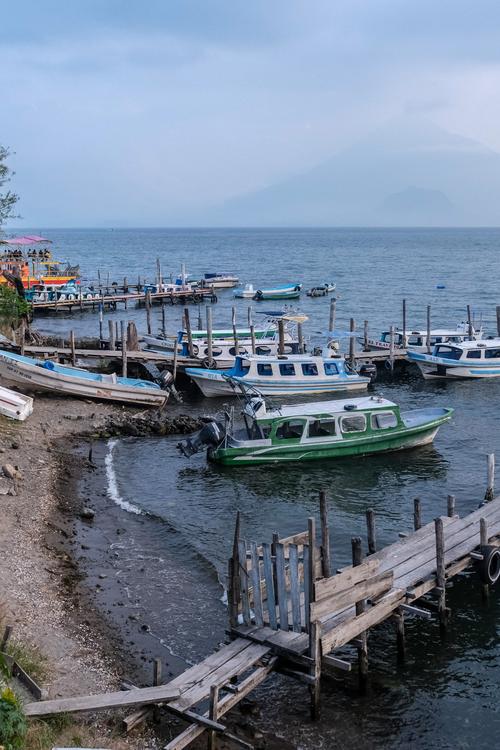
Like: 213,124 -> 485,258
22,227 -> 500,748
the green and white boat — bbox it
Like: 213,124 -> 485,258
178,394 -> 453,466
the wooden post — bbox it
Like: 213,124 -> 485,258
389,325 -> 395,372
1,625 -> 12,651
352,536 -> 368,687
184,307 -> 194,357
153,658 -> 162,686
297,322 -> 304,354
231,306 -> 239,356
197,306 -> 203,331
20,320 -> 25,356
426,305 -> 431,353
161,299 -> 166,335
206,306 -> 213,364
250,325 -> 256,354
146,291 -> 152,335
467,304 -> 473,339
278,319 -> 285,355
156,257 -> 161,291
363,320 -> 369,351
394,608 -> 406,661
349,318 -> 355,369
108,320 -> 116,352
485,453 -> 495,502
319,490 -> 330,578
434,517 -> 447,628
99,301 -> 104,345
480,517 -> 490,600
208,684 -> 220,750
121,320 -> 127,377
308,516 -> 321,720
447,494 -> 456,518
413,497 -> 422,530
123,276 -> 128,293
328,297 -> 336,333
70,330 -> 76,367
127,321 -> 138,352
366,508 -> 376,554
402,298 -> 407,348
496,306 -> 500,337
172,339 -> 178,383
115,321 -> 119,347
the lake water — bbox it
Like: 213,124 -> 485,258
22,227 -> 500,748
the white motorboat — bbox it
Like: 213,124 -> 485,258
408,339 -> 500,379
200,273 -> 239,289
233,284 -> 256,299
0,384 -> 33,420
0,351 -> 170,406
360,323 -> 483,353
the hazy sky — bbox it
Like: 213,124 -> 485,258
2,0 -> 500,226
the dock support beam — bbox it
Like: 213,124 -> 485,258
434,517 -> 448,629
485,453 -> 495,502
319,490 -> 331,578
394,608 -> 406,662
480,517 -> 490,601
352,536 -> 368,688
308,516 -> 321,720
413,498 -> 422,531
366,508 -> 376,554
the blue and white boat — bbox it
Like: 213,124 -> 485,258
254,284 -> 302,301
200,273 -> 239,289
186,353 -> 371,397
0,350 -> 170,406
408,339 -> 500,379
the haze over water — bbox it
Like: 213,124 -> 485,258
27,226 -> 500,748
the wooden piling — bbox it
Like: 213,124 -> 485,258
1,625 -> 12,651
426,305 -> 431,353
206,306 -> 213,364
99,302 -> 104,344
123,276 -> 128,293
389,325 -> 395,372
208,684 -> 220,750
434,517 -> 447,628
319,491 -> 331,578
231,307 -> 239,356
172,340 -> 179,382
184,308 -> 194,357
156,258 -> 162,291
351,536 -> 368,687
308,516 -> 321,720
297,322 -> 304,354
366,508 -> 376,554
467,304 -> 473,339
153,658 -> 162,686
394,608 -> 406,661
496,306 -> 500,337
402,299 -> 407,348
121,321 -> 127,377
146,291 -> 152,335
480,516 -> 490,600
485,453 -> 495,502
363,320 -> 369,351
20,320 -> 25,356
161,299 -> 166,335
328,297 -> 336,333
127,321 -> 139,351
349,318 -> 355,368
197,306 -> 203,331
447,494 -> 456,518
70,330 -> 76,367
414,498 -> 422,530
278,319 -> 285,356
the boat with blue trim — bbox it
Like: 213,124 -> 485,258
178,395 -> 453,465
185,353 -> 371,397
0,350 -> 170,405
408,339 -> 500,379
253,284 -> 302,301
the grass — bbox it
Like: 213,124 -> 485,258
4,638 -> 48,685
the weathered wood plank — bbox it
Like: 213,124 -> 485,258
24,683 -> 181,717
262,543 -> 277,630
314,558 -> 380,602
310,571 -> 393,623
289,544 -> 301,633
275,543 -> 289,630
249,542 -> 264,627
238,540 -> 251,626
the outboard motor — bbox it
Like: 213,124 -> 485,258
177,421 -> 224,457
359,363 -> 377,382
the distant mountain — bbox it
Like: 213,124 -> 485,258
211,116 -> 500,226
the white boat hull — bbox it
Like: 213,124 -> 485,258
416,361 -> 500,379
0,357 -> 167,406
189,374 -> 368,398
0,384 -> 33,420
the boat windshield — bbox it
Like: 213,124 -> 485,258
275,420 -> 305,440
434,345 -> 462,360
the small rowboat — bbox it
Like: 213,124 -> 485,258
0,385 -> 33,420
0,351 -> 169,406
178,395 -> 453,465
254,284 -> 302,301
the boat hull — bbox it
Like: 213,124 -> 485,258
188,373 -> 369,397
254,290 -> 301,300
0,385 -> 33,421
211,422 -> 444,466
0,356 -> 167,406
409,351 -> 500,379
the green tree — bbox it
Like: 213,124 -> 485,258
0,146 -> 19,230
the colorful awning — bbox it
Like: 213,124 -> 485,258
0,235 -> 52,245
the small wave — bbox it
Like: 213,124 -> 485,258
105,439 -> 142,515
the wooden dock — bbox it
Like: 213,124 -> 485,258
22,458 -> 500,749
31,287 -> 217,314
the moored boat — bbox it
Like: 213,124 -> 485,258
408,339 -> 500,379
186,352 -> 371,397
0,351 -> 170,406
0,385 -> 33,421
178,394 -> 453,465
360,323 -> 483,352
254,284 -> 302,301
233,284 -> 256,299
200,273 -> 239,289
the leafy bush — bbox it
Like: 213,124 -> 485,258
0,684 -> 27,749
0,284 -> 30,324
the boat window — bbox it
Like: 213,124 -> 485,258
275,420 -> 304,440
308,419 -> 337,438
430,336 -> 443,345
340,415 -> 366,433
371,411 -> 398,429
324,362 -> 339,375
302,363 -> 319,376
466,350 -> 482,359
408,335 -> 423,346
258,424 -> 272,439
279,363 -> 296,376
257,363 -> 273,376
434,345 -> 462,360
485,348 -> 500,359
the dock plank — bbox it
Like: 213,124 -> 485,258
24,684 -> 181,717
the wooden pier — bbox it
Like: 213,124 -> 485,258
23,458 -> 500,749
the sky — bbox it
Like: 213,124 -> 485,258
2,0 -> 500,226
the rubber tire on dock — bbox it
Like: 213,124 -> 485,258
202,357 -> 217,369
477,546 -> 500,585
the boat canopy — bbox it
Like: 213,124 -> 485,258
0,235 -> 52,245
253,395 -> 397,420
